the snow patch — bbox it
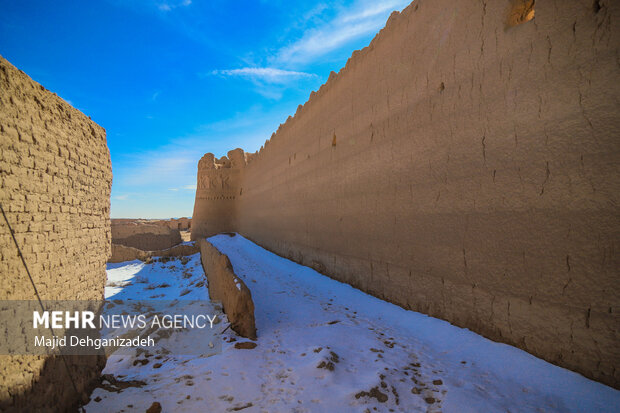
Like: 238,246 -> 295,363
85,236 -> 620,412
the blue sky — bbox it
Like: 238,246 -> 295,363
0,0 -> 409,218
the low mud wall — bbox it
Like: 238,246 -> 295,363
155,243 -> 200,258
153,217 -> 191,231
109,244 -> 150,263
191,0 -> 620,388
0,56 -> 111,410
111,221 -> 181,251
109,242 -> 200,263
199,238 -> 256,339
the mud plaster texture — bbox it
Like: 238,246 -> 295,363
111,220 -> 182,251
199,239 -> 257,339
191,0 -> 620,388
112,217 -> 191,231
0,56 -> 111,410
155,217 -> 191,231
109,242 -> 200,263
191,152 -> 246,241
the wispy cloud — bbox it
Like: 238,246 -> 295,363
209,67 -> 319,100
205,1 -> 407,99
340,1 -> 401,23
108,0 -> 409,218
120,154 -> 198,187
112,103 -> 293,193
158,0 -> 191,12
167,184 -> 196,191
211,68 -> 316,84
275,0 -> 409,65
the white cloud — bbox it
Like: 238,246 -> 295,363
157,0 -> 191,12
301,3 -> 329,22
340,1 -> 402,23
206,1 -> 407,98
110,110 -> 275,218
111,104 -> 292,193
167,185 -> 196,191
275,0 -> 409,65
209,68 -> 319,99
120,155 -> 197,187
211,68 -> 316,84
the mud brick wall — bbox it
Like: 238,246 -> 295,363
112,218 -> 192,231
191,0 -> 620,387
199,238 -> 256,339
111,220 -> 181,251
153,217 -> 191,231
191,151 -> 247,240
0,56 -> 112,410
109,242 -> 199,263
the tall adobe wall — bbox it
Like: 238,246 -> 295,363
192,0 -> 620,387
0,56 -> 112,410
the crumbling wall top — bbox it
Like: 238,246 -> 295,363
198,148 -> 249,170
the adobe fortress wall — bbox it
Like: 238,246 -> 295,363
192,0 -> 620,387
0,56 -> 112,410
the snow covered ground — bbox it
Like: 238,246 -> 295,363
85,235 -> 620,412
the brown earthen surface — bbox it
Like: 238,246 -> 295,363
153,242 -> 200,258
111,220 -> 181,251
191,0 -> 620,387
157,217 -> 191,231
0,56 -> 112,410
109,243 -> 150,263
109,242 -> 200,263
112,217 -> 191,231
199,239 -> 256,339
191,151 -> 245,240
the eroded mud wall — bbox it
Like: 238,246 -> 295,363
199,238 -> 257,339
111,221 -> 182,251
193,0 -> 620,387
112,218 -> 192,231
0,56 -> 112,410
191,150 -> 246,240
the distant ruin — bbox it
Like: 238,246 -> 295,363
192,0 -> 620,388
111,219 -> 183,251
112,217 -> 191,231
0,56 -> 112,410
109,218 -> 196,262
